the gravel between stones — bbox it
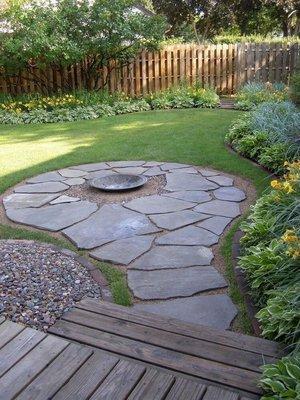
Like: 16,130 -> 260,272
0,240 -> 101,331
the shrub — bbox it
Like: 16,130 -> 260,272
233,131 -> 268,159
235,82 -> 289,110
260,356 -> 300,400
290,68 -> 300,105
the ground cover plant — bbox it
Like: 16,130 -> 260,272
235,82 -> 288,111
0,85 -> 220,124
239,161 -> 300,398
226,101 -> 300,174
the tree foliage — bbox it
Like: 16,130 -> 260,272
0,0 -> 166,92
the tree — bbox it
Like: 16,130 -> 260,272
0,0 -> 166,92
263,0 -> 300,36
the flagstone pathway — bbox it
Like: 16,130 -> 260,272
3,161 -> 247,330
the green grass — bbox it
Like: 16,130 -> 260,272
0,108 -> 271,319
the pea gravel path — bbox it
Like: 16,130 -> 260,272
0,240 -> 101,331
2,161 -> 248,330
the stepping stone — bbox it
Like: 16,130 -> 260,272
149,210 -> 209,230
213,187 -> 246,202
3,193 -> 59,209
125,195 -> 194,214
198,169 -> 219,177
6,201 -> 97,231
64,177 -> 85,186
163,191 -> 211,203
169,167 -> 198,174
63,204 -> 160,249
165,173 -> 218,192
50,195 -> 80,205
27,171 -> 65,183
14,182 -> 69,194
132,294 -> 238,329
143,167 -> 166,177
71,162 -> 110,171
107,161 -> 145,167
130,246 -> 213,270
90,235 -> 155,265
194,200 -> 240,218
113,167 -> 147,175
86,170 -> 116,180
208,175 -> 233,186
58,168 -> 87,178
128,266 -> 227,300
156,226 -> 219,246
197,216 -> 232,235
143,161 -> 164,167
161,163 -> 191,171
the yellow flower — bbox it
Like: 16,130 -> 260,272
282,229 -> 299,243
270,180 -> 282,190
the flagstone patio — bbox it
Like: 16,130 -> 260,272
3,161 -> 248,330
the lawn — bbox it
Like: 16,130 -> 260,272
0,108 -> 271,329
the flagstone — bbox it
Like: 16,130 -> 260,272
128,266 -> 227,300
208,175 -> 233,186
50,195 -> 80,205
14,182 -> 69,194
3,193 -> 59,209
213,187 -> 246,202
27,171 -> 65,183
113,167 -> 148,175
125,195 -> 194,214
58,168 -> 87,178
196,216 -> 232,235
130,245 -> 213,270
162,190 -> 211,203
160,163 -> 191,171
149,210 -> 209,230
107,161 -> 145,167
143,167 -> 166,176
194,200 -> 240,218
71,162 -> 110,171
156,226 -> 219,246
165,173 -> 218,191
64,178 -> 85,186
198,169 -> 219,177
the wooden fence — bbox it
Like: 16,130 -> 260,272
0,43 -> 299,95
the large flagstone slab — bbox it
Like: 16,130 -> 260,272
14,182 -> 69,194
107,161 -> 145,167
143,167 -> 166,176
162,190 -> 211,203
165,173 -> 218,192
130,245 -> 213,270
125,195 -> 194,214
72,162 -> 110,171
27,171 -> 65,183
197,216 -> 232,235
50,195 -> 80,205
160,163 -> 191,171
208,175 -> 233,186
113,167 -> 148,175
194,200 -> 240,218
63,204 -> 160,249
198,169 -> 219,177
132,294 -> 238,329
90,235 -> 155,265
6,201 -> 97,231
213,187 -> 246,202
149,210 -> 209,230
156,226 -> 219,246
86,170 -> 116,180
58,168 -> 87,178
3,193 -> 59,209
128,266 -> 227,300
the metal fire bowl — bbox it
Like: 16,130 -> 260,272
89,174 -> 148,192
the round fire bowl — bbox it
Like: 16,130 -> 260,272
89,174 -> 148,192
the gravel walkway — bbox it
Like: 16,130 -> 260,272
0,240 -> 101,331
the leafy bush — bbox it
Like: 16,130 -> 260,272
260,356 -> 300,400
213,35 -> 300,44
226,101 -> 300,174
290,68 -> 300,105
235,82 -> 288,110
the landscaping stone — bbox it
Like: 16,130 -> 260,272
64,177 -> 86,186
169,167 -> 198,174
27,171 -> 65,183
128,266 -> 227,300
6,201 -> 97,231
113,167 -> 148,175
130,245 -> 213,270
132,294 -> 238,329
162,190 -> 211,203
14,182 -> 69,193
90,235 -> 155,265
143,161 -> 164,167
160,163 -> 191,171
213,187 -> 246,202
208,175 -> 233,186
58,168 -> 87,178
63,204 -> 160,249
3,193 -> 59,209
198,169 -> 219,177
50,195 -> 80,205
165,173 -> 218,191
149,210 -> 209,230
107,161 -> 145,167
143,167 -> 166,176
197,216 -> 232,235
72,162 -> 110,171
194,200 -> 240,218
125,195 -> 194,214
156,226 -> 219,246
86,170 -> 116,180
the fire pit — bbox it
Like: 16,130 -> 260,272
89,174 -> 148,192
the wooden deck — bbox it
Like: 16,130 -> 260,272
0,299 -> 284,399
